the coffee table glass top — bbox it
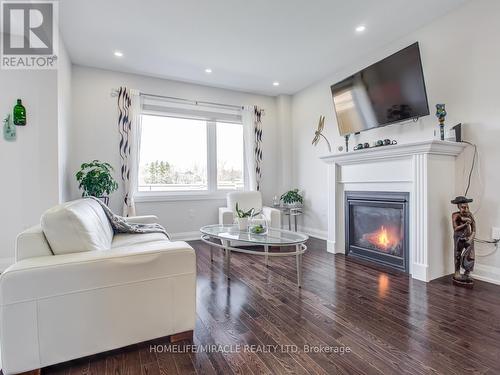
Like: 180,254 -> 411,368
200,224 -> 308,245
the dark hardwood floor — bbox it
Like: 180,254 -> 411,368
44,237 -> 500,375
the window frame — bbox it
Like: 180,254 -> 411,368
134,113 -> 246,202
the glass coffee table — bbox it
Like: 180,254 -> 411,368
200,224 -> 309,287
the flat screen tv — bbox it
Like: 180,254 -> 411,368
331,42 -> 429,136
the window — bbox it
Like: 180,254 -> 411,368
216,122 -> 244,190
137,110 -> 245,196
138,115 -> 208,192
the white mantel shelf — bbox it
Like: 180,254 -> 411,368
320,139 -> 467,283
320,140 -> 466,165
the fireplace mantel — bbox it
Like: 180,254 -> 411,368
320,139 -> 466,165
320,139 -> 466,282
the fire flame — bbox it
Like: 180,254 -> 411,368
365,226 -> 399,251
377,226 -> 390,248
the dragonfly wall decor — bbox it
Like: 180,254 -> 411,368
311,115 -> 331,152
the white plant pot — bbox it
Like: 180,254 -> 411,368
285,202 -> 303,208
237,217 -> 248,231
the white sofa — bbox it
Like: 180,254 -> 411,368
0,199 -> 196,375
219,191 -> 281,228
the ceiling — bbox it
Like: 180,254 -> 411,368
59,0 -> 467,96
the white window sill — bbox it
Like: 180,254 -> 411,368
134,192 -> 230,203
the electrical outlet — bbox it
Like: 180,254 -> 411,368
491,227 -> 500,241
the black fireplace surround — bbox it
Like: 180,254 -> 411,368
345,191 -> 409,272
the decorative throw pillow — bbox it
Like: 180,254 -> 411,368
41,199 -> 114,255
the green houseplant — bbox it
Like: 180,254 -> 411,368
76,160 -> 118,204
235,202 -> 260,230
280,189 -> 304,207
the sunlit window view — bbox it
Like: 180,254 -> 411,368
138,115 -> 208,191
138,115 -> 244,192
216,122 -> 244,190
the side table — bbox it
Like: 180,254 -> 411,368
275,206 -> 303,231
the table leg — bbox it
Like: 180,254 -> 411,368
294,215 -> 298,232
223,240 -> 231,280
210,245 -> 213,262
296,244 -> 302,288
264,245 -> 269,267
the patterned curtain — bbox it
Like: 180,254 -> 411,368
242,106 -> 264,191
117,87 -> 138,216
254,106 -> 263,191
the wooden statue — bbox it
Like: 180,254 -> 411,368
451,196 -> 475,287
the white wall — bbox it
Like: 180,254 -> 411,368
0,35 -> 72,270
57,36 -> 73,202
276,95 -> 293,193
70,66 -> 280,237
291,0 -> 500,283
0,70 -> 59,269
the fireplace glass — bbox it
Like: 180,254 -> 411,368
351,205 -> 404,257
345,191 -> 409,272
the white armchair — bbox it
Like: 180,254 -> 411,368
0,199 -> 196,374
219,191 -> 281,228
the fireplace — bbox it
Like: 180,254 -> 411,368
345,191 -> 409,272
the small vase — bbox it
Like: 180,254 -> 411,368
236,217 -> 248,231
249,215 -> 268,235
272,195 -> 280,207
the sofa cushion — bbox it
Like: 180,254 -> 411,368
41,199 -> 114,255
111,233 -> 168,248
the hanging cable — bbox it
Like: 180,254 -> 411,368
461,140 -> 477,196
475,238 -> 499,244
474,239 -> 499,257
458,140 -> 499,256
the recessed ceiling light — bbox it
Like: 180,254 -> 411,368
355,25 -> 366,33
205,68 -> 212,74
273,81 -> 280,86
114,51 -> 123,57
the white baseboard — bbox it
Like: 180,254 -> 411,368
296,226 -> 328,241
473,263 -> 500,285
411,263 -> 430,282
170,231 -> 201,242
326,240 -> 340,254
0,257 -> 15,272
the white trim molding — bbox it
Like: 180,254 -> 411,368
320,139 -> 466,166
135,193 -> 227,203
296,226 -> 328,241
473,263 -> 500,285
321,140 -> 466,283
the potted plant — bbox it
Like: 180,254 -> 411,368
235,202 -> 259,230
76,160 -> 119,205
280,188 -> 304,207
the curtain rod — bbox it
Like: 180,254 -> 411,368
110,88 -> 253,112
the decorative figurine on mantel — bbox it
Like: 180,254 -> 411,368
451,196 -> 476,288
312,115 -> 332,152
436,104 -> 447,141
